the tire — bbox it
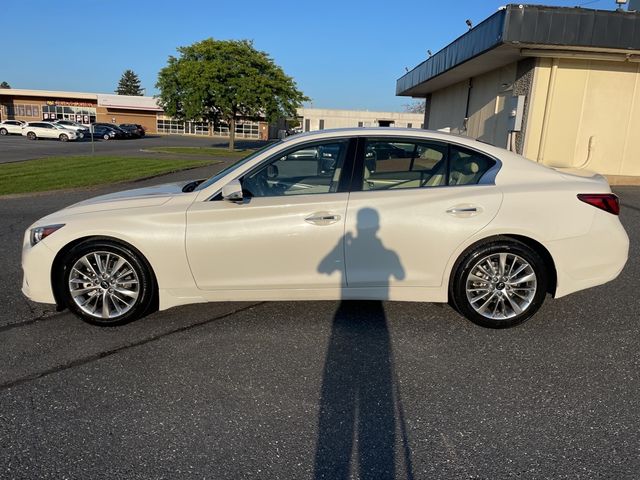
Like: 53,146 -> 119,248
59,134 -> 69,142
59,240 -> 156,326
450,239 -> 548,329
0,128 -> 7,135
27,131 -> 37,140
103,134 -> 110,140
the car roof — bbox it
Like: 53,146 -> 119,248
282,127 -> 504,154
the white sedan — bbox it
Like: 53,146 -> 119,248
21,128 -> 629,328
22,121 -> 78,141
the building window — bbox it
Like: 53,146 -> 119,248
407,123 -> 412,128
184,121 -> 209,135
421,124 -> 425,129
358,121 -> 363,127
157,118 -> 185,134
42,105 -> 96,124
304,119 -> 310,132
319,119 -> 325,130
210,120 -> 260,139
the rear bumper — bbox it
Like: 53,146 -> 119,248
547,211 -> 629,298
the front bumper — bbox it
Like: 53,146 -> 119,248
21,232 -> 57,305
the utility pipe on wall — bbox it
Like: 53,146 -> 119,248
536,58 -> 559,164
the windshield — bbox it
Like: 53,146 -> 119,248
194,141 -> 282,192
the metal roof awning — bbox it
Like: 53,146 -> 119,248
397,4 -> 640,97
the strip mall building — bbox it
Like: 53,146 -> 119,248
0,89 -> 270,140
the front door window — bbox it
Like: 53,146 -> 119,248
241,140 -> 349,197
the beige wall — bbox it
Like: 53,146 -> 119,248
297,108 -> 424,131
427,63 -> 517,149
525,57 -> 640,177
427,80 -> 468,134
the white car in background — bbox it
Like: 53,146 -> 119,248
52,120 -> 90,139
21,128 -> 629,329
0,120 -> 25,135
21,121 -> 78,142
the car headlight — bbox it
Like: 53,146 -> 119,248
30,224 -> 65,246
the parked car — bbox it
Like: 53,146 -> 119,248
119,123 -> 146,137
92,123 -> 130,138
0,120 -> 25,135
21,122 -> 78,141
21,128 -> 628,328
90,125 -> 125,140
52,120 -> 90,139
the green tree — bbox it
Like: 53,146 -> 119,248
156,38 -> 308,150
0,81 -> 11,89
116,70 -> 143,96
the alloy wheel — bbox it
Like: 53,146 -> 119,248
465,252 -> 537,320
68,251 -> 140,319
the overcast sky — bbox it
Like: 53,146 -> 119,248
2,0 -> 619,111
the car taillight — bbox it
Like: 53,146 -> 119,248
577,193 -> 620,215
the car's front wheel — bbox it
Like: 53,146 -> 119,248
0,128 -> 7,135
103,134 -> 110,140
60,240 -> 156,326
59,134 -> 69,142
451,239 -> 548,329
26,131 -> 37,140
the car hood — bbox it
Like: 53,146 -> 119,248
58,180 -> 197,215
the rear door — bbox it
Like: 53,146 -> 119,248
344,137 -> 503,288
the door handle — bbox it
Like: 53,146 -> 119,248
305,212 -> 341,225
446,205 -> 481,217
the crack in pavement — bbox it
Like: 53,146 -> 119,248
0,305 -> 62,333
0,302 -> 265,391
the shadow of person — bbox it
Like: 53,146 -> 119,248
315,208 -> 408,480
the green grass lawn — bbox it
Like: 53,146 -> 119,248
148,146 -> 253,158
0,156 -> 218,196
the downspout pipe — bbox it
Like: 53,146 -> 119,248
463,78 -> 473,133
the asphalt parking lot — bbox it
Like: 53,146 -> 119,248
0,170 -> 639,478
0,133 -> 266,164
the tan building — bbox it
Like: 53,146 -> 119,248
0,88 -> 268,139
297,107 -> 424,131
396,4 -> 640,184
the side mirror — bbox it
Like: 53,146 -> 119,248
222,179 -> 243,202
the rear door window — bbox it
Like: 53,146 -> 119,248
361,139 -> 448,190
448,145 -> 496,186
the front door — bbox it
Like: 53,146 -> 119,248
186,138 -> 355,291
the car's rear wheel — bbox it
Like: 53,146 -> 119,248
27,131 -> 37,140
61,240 -> 156,326
451,239 -> 548,329
0,128 -> 7,135
59,134 -> 69,142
